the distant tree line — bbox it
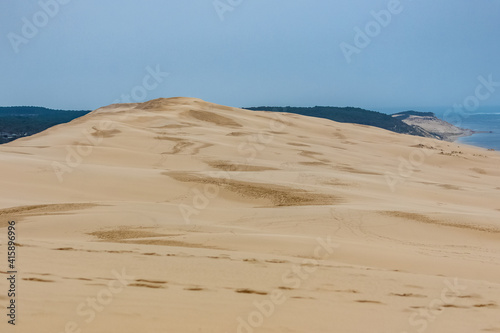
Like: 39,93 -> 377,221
0,106 -> 90,144
244,106 -> 429,137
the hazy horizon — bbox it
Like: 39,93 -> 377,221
1,102 -> 499,118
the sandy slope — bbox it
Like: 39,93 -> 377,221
0,97 -> 499,333
395,114 -> 474,141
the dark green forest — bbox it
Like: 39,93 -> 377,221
0,106 -> 90,144
244,106 -> 430,137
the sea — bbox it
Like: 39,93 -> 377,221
379,106 -> 500,151
454,112 -> 500,151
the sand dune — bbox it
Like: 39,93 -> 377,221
1,97 -> 499,333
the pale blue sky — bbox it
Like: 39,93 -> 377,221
1,0 -> 499,111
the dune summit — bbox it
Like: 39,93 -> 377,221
1,97 -> 500,333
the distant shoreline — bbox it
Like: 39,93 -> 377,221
455,131 -> 497,151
